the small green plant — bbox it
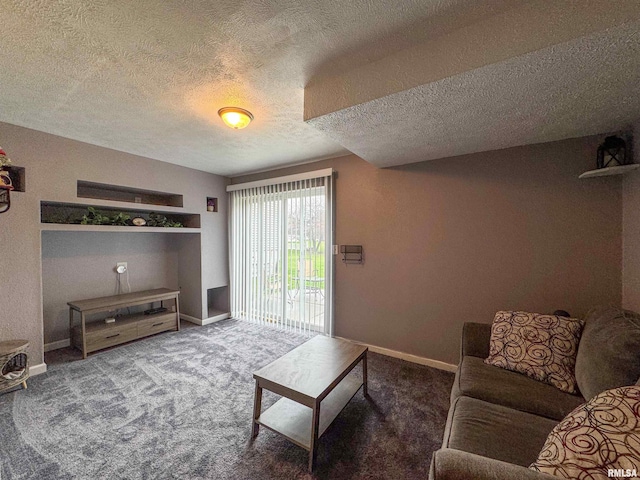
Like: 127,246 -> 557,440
147,212 -> 183,228
81,207 -> 112,225
79,208 -> 182,227
111,212 -> 131,226
80,207 -> 131,226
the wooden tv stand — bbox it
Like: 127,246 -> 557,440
68,288 -> 180,359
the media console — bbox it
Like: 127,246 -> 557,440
68,288 -> 180,358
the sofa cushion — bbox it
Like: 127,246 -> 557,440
461,322 -> 492,359
575,306 -> 640,400
530,386 -> 640,480
485,311 -> 584,393
430,449 -> 560,480
452,356 -> 584,421
442,396 -> 558,467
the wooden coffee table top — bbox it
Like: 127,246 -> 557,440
253,335 -> 367,401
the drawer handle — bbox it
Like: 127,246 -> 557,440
152,322 -> 164,327
106,333 -> 120,339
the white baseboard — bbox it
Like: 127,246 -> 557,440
180,312 -> 230,326
44,339 -> 71,352
202,312 -> 230,325
335,336 -> 458,372
29,363 -> 47,376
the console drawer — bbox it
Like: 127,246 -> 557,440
85,325 -> 138,351
137,313 -> 177,336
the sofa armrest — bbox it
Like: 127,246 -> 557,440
430,449 -> 557,480
461,322 -> 492,359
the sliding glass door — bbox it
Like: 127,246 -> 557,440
228,170 -> 334,335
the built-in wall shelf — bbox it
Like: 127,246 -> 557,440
206,197 -> 218,212
77,181 -> 183,207
578,164 -> 640,179
41,223 -> 201,234
207,286 -> 230,322
40,201 -> 201,229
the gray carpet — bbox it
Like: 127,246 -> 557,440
0,320 -> 454,479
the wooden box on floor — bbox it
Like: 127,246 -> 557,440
0,340 -> 29,393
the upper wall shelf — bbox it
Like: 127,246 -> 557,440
77,180 -> 183,207
41,223 -> 201,234
41,201 -> 201,229
578,164 -> 640,179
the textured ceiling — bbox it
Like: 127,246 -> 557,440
306,19 -> 640,168
0,0 -> 517,176
3,1 -> 637,175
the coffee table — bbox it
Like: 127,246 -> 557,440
251,336 -> 368,472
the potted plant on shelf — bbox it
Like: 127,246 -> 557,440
0,146 -> 12,188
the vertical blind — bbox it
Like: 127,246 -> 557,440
228,170 -> 334,336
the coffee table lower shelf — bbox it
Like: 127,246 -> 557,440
257,375 -> 363,450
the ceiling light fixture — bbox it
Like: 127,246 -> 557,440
218,107 -> 254,130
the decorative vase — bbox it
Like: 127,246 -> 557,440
0,168 -> 11,188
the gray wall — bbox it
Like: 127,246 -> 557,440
41,232 -> 180,344
233,135 -> 623,365
0,121 -> 228,365
623,120 -> 640,311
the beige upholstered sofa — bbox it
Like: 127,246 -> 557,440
429,307 -> 640,480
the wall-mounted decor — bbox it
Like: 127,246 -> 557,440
597,135 -> 628,169
340,245 -> 363,264
0,169 -> 11,187
579,134 -> 638,179
207,197 -> 218,212
0,185 -> 12,214
0,146 -> 15,213
0,145 -> 12,185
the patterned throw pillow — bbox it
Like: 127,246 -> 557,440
484,311 -> 584,394
530,386 -> 640,480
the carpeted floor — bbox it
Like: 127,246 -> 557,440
0,320 -> 454,479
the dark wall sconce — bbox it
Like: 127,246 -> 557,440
340,245 -> 363,264
0,185 -> 13,214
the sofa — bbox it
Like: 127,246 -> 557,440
429,306 -> 640,480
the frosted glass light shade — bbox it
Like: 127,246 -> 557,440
218,107 -> 254,129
